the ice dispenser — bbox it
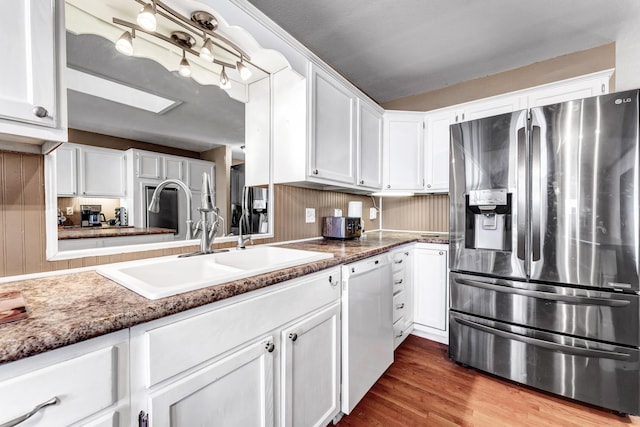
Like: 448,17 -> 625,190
465,189 -> 511,251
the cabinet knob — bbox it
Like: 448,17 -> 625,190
313,169 -> 319,175
404,251 -> 409,256
32,106 -> 50,118
265,342 -> 275,353
386,185 -> 391,189
289,332 -> 298,342
360,180 -> 364,185
426,184 -> 432,188
439,251 -> 444,255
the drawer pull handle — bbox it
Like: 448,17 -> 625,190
396,303 -> 405,310
265,342 -> 275,353
289,332 -> 298,342
394,259 -> 403,264
394,279 -> 403,285
395,330 -> 404,338
1,396 -> 59,427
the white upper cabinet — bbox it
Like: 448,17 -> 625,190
383,111 -> 424,191
56,144 -> 78,197
523,70 -> 611,107
273,64 -> 378,191
79,147 -> 126,197
424,109 -> 456,193
310,65 -> 357,185
188,159 -> 215,191
0,0 -> 66,148
56,143 -> 126,198
357,100 -> 384,189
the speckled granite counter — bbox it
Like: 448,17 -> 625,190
58,226 -> 176,240
0,231 -> 448,365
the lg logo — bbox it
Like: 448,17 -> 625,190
615,98 -> 632,104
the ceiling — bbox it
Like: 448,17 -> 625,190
246,0 -> 640,103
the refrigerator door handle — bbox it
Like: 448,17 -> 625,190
517,126 -> 527,261
531,125 -> 541,261
455,277 -> 631,307
453,316 -> 631,360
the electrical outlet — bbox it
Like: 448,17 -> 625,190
334,209 -> 342,217
305,208 -> 316,223
66,207 -> 74,215
369,207 -> 377,220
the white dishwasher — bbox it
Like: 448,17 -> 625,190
341,253 -> 393,414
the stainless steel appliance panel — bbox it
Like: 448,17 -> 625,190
530,90 -> 640,291
449,311 -> 640,415
145,186 -> 179,234
450,110 -> 528,279
450,271 -> 640,347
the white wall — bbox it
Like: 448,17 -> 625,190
616,26 -> 640,90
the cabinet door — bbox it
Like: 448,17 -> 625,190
79,148 -> 126,197
56,144 -> 78,196
524,73 -> 610,108
384,113 -> 424,190
162,156 -> 186,180
188,160 -> 214,191
310,66 -> 356,184
280,303 -> 340,427
358,101 -> 383,189
0,0 -> 56,128
463,94 -> 521,121
148,337 -> 275,427
135,152 -> 161,179
413,248 -> 448,331
424,109 -> 455,193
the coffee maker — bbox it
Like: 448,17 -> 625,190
80,204 -> 103,227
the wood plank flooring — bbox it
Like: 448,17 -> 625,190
337,335 -> 640,427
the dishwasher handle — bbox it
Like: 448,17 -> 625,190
345,254 -> 390,276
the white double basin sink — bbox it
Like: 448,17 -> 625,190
97,246 -> 334,300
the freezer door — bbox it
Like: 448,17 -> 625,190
449,311 -> 640,416
530,90 -> 640,291
450,271 -> 640,347
450,110 -> 528,279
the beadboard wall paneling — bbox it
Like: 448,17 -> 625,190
380,194 -> 449,232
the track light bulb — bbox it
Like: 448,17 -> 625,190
200,38 -> 214,62
137,3 -> 157,31
236,60 -> 252,81
115,31 -> 134,56
179,55 -> 192,77
220,67 -> 231,89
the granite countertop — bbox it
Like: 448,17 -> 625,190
58,226 -> 176,240
0,231 -> 448,365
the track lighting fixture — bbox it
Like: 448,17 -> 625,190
115,30 -> 134,56
200,38 -> 214,62
236,58 -> 252,81
137,2 -> 157,32
112,0 -> 266,87
220,66 -> 231,89
179,51 -> 192,77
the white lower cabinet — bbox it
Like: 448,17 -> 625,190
0,331 -> 129,427
280,302 -> 340,427
130,267 -> 341,426
413,243 -> 449,344
148,336 -> 275,427
389,247 -> 413,348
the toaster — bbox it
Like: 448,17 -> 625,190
322,216 -> 362,239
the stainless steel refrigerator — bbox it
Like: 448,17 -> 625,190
449,89 -> 640,415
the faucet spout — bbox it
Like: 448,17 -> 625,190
148,178 -> 194,240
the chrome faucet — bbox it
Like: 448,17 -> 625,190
148,178 -> 194,239
237,186 -> 253,249
148,172 -> 225,256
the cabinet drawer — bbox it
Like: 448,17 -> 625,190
392,270 -> 405,294
393,290 -> 407,323
391,252 -> 407,273
393,317 -> 407,348
0,346 -> 118,427
143,268 -> 341,386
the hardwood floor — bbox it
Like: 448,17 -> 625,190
337,335 -> 640,427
